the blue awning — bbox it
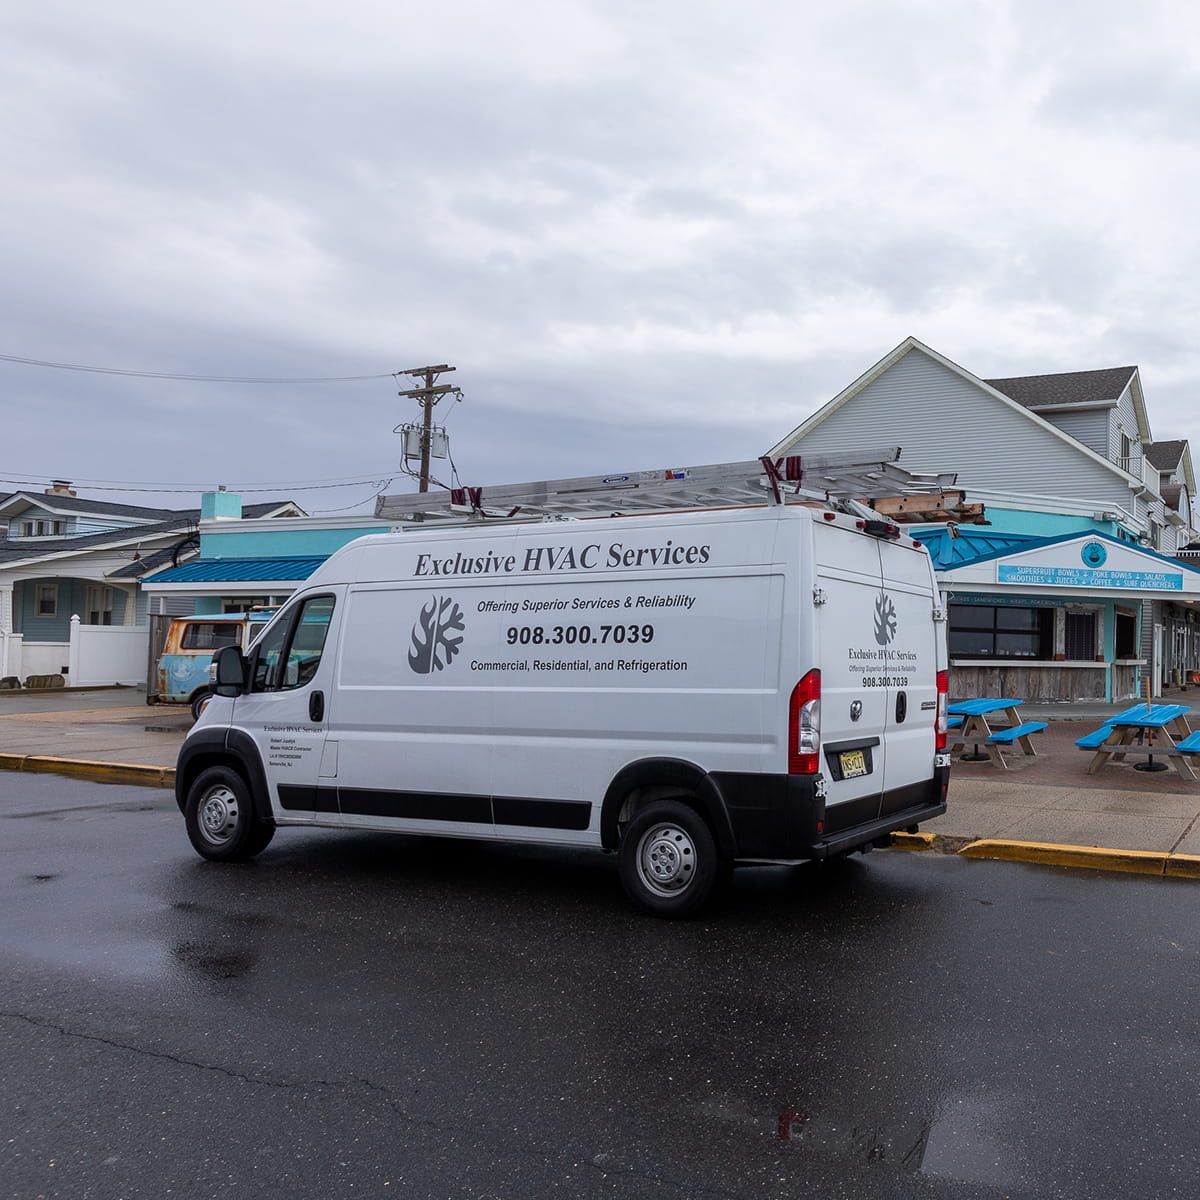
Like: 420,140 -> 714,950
145,556 -> 328,583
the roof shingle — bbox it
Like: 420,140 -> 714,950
985,366 -> 1137,409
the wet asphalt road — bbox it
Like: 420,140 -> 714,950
2,773 -> 1199,1199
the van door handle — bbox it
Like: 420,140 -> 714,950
895,691 -> 907,723
309,690 -> 325,722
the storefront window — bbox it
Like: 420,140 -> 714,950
1115,610 -> 1138,659
949,604 -> 1054,660
1064,611 -> 1097,660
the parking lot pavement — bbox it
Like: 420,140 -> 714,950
3,692 -> 1200,869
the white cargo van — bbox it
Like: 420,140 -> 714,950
176,457 -> 950,916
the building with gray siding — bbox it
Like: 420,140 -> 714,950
770,337 -> 1200,701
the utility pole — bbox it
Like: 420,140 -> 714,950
396,364 -> 461,491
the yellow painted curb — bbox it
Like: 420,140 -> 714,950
2,754 -> 175,789
1165,855 -> 1200,879
890,832 -> 938,851
959,839 -> 1167,876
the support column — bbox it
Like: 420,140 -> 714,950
0,583 -> 18,680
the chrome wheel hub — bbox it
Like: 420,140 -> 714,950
199,785 -> 239,846
637,823 -> 695,896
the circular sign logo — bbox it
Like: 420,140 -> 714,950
1081,542 -> 1107,568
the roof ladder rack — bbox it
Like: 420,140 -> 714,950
375,449 -> 959,525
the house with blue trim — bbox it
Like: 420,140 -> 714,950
770,337 -> 1200,701
139,494 -> 387,614
0,482 -> 302,684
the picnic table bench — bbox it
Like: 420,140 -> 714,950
948,698 -> 1046,769
1075,703 -> 1196,780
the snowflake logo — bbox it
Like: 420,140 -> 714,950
408,596 -> 465,674
874,592 -> 898,647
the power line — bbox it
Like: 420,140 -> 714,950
0,352 -> 398,384
0,474 -> 391,495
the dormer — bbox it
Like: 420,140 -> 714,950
986,366 -> 1158,496
1147,439 -> 1196,535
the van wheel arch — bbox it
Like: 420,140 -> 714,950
175,730 -> 272,825
185,765 -> 275,861
600,758 -> 735,857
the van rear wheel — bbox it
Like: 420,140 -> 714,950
185,766 -> 275,862
618,800 -> 725,918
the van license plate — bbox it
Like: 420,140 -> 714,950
839,749 -> 868,778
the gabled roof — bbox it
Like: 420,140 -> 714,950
107,538 -> 200,580
0,491 -> 183,523
767,337 -> 1144,487
927,528 -> 1200,576
1146,440 -> 1187,470
985,367 -> 1137,409
0,501 -> 299,569
0,518 -> 196,565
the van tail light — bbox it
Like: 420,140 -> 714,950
788,669 -> 821,774
935,669 -> 949,750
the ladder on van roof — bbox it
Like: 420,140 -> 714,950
374,449 -> 961,525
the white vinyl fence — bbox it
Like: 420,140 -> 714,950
68,616 -> 150,687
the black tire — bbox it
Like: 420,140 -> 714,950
190,690 -> 212,721
618,799 -> 726,918
184,766 -> 275,862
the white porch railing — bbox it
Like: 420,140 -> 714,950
1119,453 -> 1161,496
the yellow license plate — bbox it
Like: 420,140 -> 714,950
840,749 -> 868,778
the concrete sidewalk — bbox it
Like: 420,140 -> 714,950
3,694 -> 1200,877
0,702 -> 187,787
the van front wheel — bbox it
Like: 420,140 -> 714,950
618,800 -> 724,918
185,766 -> 275,862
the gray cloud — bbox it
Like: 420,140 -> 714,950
4,0 -> 1200,515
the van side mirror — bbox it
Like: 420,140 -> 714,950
212,645 -> 248,696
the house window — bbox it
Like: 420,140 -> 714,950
948,604 -> 1054,660
36,584 -> 58,617
1064,611 -> 1097,660
85,586 -> 119,626
225,597 -> 271,613
18,520 -> 64,537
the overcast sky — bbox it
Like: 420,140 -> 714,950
4,0 -> 1200,516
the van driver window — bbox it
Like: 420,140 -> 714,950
251,597 -> 335,692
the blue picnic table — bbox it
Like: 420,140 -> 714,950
1076,703 -> 1196,779
947,698 -> 1046,768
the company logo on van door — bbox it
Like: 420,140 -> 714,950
873,591 -> 898,646
408,596 -> 465,673
849,592 -> 917,687
413,539 -> 712,578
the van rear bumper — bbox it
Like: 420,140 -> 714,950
709,767 -> 949,861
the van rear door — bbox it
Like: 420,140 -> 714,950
876,542 -> 941,807
814,527 -> 891,824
